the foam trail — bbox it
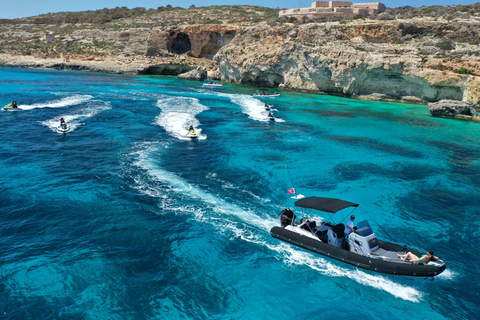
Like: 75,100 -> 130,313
135,146 -> 274,231
218,93 -> 285,122
283,247 -> 422,302
20,95 -> 94,110
40,104 -> 111,133
155,96 -> 208,140
436,269 -> 456,280
132,144 -> 423,302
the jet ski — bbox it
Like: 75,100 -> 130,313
57,123 -> 69,133
186,130 -> 198,139
2,103 -> 21,111
187,133 -> 198,139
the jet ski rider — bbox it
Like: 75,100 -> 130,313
187,124 -> 196,136
60,117 -> 67,129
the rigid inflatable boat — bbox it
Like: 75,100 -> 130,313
270,196 -> 446,277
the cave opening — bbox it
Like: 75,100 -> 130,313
170,33 -> 191,54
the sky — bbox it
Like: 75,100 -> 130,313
0,0 -> 478,19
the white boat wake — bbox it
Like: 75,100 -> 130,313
130,142 -> 424,302
41,104 -> 110,133
19,95 -> 94,110
155,96 -> 208,140
219,93 -> 285,122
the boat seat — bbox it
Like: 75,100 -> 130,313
370,248 -> 388,256
332,223 -> 345,238
302,220 -> 317,232
327,224 -> 345,248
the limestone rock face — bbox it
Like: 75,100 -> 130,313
177,68 -> 206,80
167,25 -> 237,59
214,21 -> 480,104
428,100 -> 479,118
1,16 -> 480,106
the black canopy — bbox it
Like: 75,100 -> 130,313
294,197 -> 359,213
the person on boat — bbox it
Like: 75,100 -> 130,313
344,215 -> 356,238
12,100 -> 18,108
343,215 -> 356,251
398,249 -> 438,264
264,102 -> 270,109
187,124 -> 196,136
268,111 -> 274,118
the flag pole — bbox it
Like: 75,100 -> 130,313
286,164 -> 304,199
286,164 -> 296,198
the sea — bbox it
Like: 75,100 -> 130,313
0,66 -> 479,320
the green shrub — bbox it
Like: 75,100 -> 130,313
457,67 -> 474,74
146,46 -> 159,57
436,39 -> 454,51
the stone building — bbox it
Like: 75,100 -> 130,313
279,1 -> 386,18
45,33 -> 55,43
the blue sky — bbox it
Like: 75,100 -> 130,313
1,0 -> 477,19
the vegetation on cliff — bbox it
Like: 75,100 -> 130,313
1,4 -> 480,105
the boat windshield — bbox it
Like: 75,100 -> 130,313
355,220 -> 374,236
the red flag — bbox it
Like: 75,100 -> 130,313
287,188 -> 295,194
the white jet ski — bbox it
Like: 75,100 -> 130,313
57,123 -> 69,133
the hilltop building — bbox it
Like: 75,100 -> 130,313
45,33 -> 55,43
279,1 -> 386,18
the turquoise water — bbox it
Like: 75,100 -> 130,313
1,67 -> 479,319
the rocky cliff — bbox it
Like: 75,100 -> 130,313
1,8 -> 480,106
213,19 -> 480,104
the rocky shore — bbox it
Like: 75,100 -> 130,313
1,7 -> 480,120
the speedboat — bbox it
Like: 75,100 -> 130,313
270,196 -> 446,277
253,90 -> 280,98
203,80 -> 222,88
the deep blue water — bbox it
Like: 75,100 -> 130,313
1,67 -> 479,319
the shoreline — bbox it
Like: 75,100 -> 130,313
3,53 -> 479,122
0,54 -> 428,105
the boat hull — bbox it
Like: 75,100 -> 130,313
270,226 -> 446,277
253,94 -> 279,98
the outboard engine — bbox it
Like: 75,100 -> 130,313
280,208 -> 296,227
347,220 -> 379,254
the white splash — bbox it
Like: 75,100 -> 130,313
155,96 -> 208,140
41,104 -> 110,133
219,93 -> 285,122
20,95 -> 94,110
